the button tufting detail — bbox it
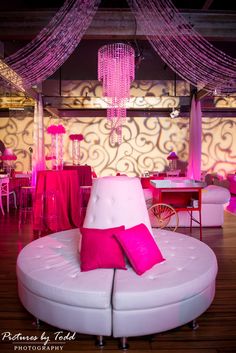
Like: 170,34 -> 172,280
70,273 -> 77,278
148,275 -> 155,280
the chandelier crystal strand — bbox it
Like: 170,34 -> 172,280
128,0 -> 236,94
5,0 -> 101,88
98,43 -> 135,143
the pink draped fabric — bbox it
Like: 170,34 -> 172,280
187,95 -> 202,180
33,170 -> 81,232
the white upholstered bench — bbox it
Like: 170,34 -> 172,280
17,228 -> 217,346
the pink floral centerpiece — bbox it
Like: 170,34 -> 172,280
69,134 -> 84,141
47,124 -> 66,170
47,124 -> 66,135
69,133 -> 84,165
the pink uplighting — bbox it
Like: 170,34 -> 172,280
98,43 -> 135,143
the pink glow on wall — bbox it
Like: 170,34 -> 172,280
98,43 -> 135,143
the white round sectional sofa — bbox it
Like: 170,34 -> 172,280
16,177 -> 218,347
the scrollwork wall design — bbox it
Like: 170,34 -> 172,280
0,115 -> 34,171
2,114 -> 235,178
0,79 -> 235,177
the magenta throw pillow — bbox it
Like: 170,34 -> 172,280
80,226 -> 126,271
114,223 -> 165,275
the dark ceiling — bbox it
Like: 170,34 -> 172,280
0,0 -> 235,11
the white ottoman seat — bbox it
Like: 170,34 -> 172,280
112,229 -> 217,337
16,176 -> 218,345
17,229 -> 114,336
17,229 -> 217,341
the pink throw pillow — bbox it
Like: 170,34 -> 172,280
114,223 -> 165,275
80,226 -> 126,271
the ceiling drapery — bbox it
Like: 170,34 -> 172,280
1,0 -> 236,95
4,0 -> 101,88
127,0 -> 236,95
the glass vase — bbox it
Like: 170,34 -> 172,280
72,139 -> 81,165
51,133 -> 64,170
169,159 -> 177,171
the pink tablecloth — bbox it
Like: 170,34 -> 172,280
63,165 -> 92,186
33,170 -> 81,233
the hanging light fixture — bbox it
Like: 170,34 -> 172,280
98,43 -> 135,144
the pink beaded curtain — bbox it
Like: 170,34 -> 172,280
127,0 -> 236,95
5,0 -> 101,88
187,95 -> 202,181
98,43 -> 135,143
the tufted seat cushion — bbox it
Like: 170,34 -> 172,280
113,230 -> 217,310
17,229 -> 114,309
202,185 -> 230,204
112,229 -> 217,337
17,228 -> 217,338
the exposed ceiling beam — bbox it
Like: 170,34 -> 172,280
2,107 -> 235,118
0,10 -> 236,41
44,106 -> 61,118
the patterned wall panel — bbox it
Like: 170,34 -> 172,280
1,115 -> 235,177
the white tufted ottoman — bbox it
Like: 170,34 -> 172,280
112,229 -> 217,338
83,176 -> 153,233
17,229 -> 217,343
17,229 -> 114,336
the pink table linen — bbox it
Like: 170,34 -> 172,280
33,170 -> 81,233
63,165 -> 92,186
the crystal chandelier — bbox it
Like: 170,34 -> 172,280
98,43 -> 135,144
